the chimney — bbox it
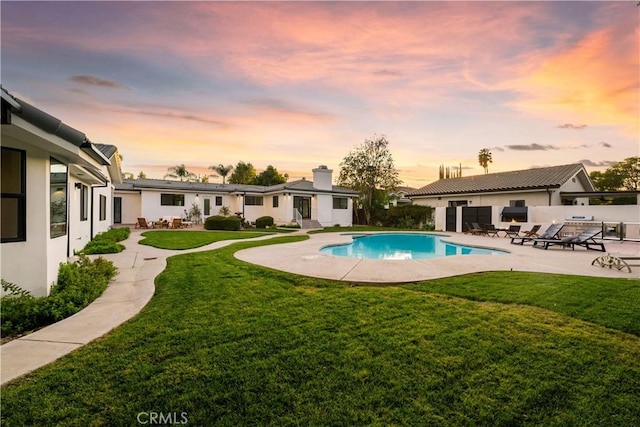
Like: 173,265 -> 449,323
312,165 -> 332,191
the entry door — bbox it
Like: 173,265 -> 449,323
113,197 -> 122,224
294,196 -> 311,219
445,207 -> 457,232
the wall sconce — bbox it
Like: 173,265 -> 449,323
74,183 -> 82,189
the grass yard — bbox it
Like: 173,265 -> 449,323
138,230 -> 278,250
2,236 -> 639,426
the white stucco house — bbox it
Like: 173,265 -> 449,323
1,87 -> 122,296
115,165 -> 357,228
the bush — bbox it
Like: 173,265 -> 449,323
79,227 -> 130,255
376,205 -> 435,229
1,255 -> 117,338
255,216 -> 274,229
205,215 -> 241,231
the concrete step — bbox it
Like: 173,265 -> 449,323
300,219 -> 323,229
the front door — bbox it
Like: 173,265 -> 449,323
293,196 -> 311,219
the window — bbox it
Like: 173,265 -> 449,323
215,196 -> 222,206
160,193 -> 185,206
80,184 -> 88,221
333,197 -> 348,209
1,147 -> 26,242
509,200 -> 525,208
50,158 -> 68,238
448,200 -> 468,207
99,195 -> 107,221
204,198 -> 211,216
244,195 -> 263,206
273,196 -> 279,208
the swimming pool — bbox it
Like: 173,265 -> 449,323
320,233 -> 507,260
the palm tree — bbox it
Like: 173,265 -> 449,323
209,164 -> 234,184
164,164 -> 197,181
478,149 -> 493,174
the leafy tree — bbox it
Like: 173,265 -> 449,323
228,161 -> 257,184
254,165 -> 288,186
122,172 -> 134,180
137,171 -> 147,179
164,164 -> 197,181
590,157 -> 640,191
478,148 -> 492,174
338,135 -> 402,225
209,164 -> 234,184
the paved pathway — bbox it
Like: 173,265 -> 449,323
2,229 -> 638,386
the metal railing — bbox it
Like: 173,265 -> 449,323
294,209 -> 303,228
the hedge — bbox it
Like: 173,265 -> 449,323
79,227 -> 130,255
255,216 -> 274,229
205,215 -> 241,231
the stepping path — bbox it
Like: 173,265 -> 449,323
0,230 -> 292,386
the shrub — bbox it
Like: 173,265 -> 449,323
377,205 -> 435,229
79,227 -> 130,254
1,255 -> 117,338
255,216 -> 274,229
205,215 -> 241,231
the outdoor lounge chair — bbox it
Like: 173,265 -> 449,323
484,224 -> 500,237
172,218 -> 184,229
520,224 -> 541,238
504,225 -> 521,238
533,228 -> 605,251
510,223 -> 563,245
471,222 -> 486,236
135,218 -> 154,229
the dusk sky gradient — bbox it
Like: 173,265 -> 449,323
2,1 -> 638,187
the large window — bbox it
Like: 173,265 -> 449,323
245,195 -> 263,206
160,193 -> 185,206
1,147 -> 26,242
99,195 -> 107,221
50,158 -> 68,238
333,197 -> 348,209
204,198 -> 211,216
80,184 -> 88,221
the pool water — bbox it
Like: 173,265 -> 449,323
320,233 -> 507,260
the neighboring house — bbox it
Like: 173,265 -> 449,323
389,186 -> 416,207
1,87 -> 122,296
115,165 -> 357,228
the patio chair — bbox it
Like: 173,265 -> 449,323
484,224 -> 500,237
520,224 -> 541,238
135,218 -> 153,229
533,228 -> 605,251
504,225 -> 521,238
510,223 -> 563,245
172,218 -> 184,229
471,222 -> 487,236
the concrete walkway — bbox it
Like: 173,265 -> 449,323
2,229 -> 638,386
0,229 -> 284,386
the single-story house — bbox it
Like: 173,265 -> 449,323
409,163 -> 638,234
115,165 -> 357,228
1,87 -> 122,296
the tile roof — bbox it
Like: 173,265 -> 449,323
115,178 -> 357,195
408,164 -> 590,196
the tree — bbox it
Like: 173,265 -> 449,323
478,148 -> 492,174
590,157 -> 640,191
338,135 -> 402,224
209,164 -> 234,184
137,171 -> 147,179
228,161 -> 257,184
254,165 -> 288,186
164,164 -> 197,181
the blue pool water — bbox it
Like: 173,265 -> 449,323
320,233 -> 507,260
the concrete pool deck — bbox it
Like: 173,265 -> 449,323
236,231 -> 640,283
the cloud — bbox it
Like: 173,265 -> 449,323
599,141 -> 612,148
505,143 -> 560,151
558,123 -> 587,129
68,75 -> 126,89
240,98 -> 337,124
578,159 -> 617,167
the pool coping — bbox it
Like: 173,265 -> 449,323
235,231 -> 639,283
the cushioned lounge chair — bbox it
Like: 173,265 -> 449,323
533,228 -> 605,251
471,222 -> 486,236
172,218 -> 184,229
135,218 -> 153,229
511,223 -> 563,245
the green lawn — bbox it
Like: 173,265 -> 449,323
138,230 -> 277,250
2,236 -> 639,425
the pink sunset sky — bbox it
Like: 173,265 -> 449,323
2,1 -> 638,188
